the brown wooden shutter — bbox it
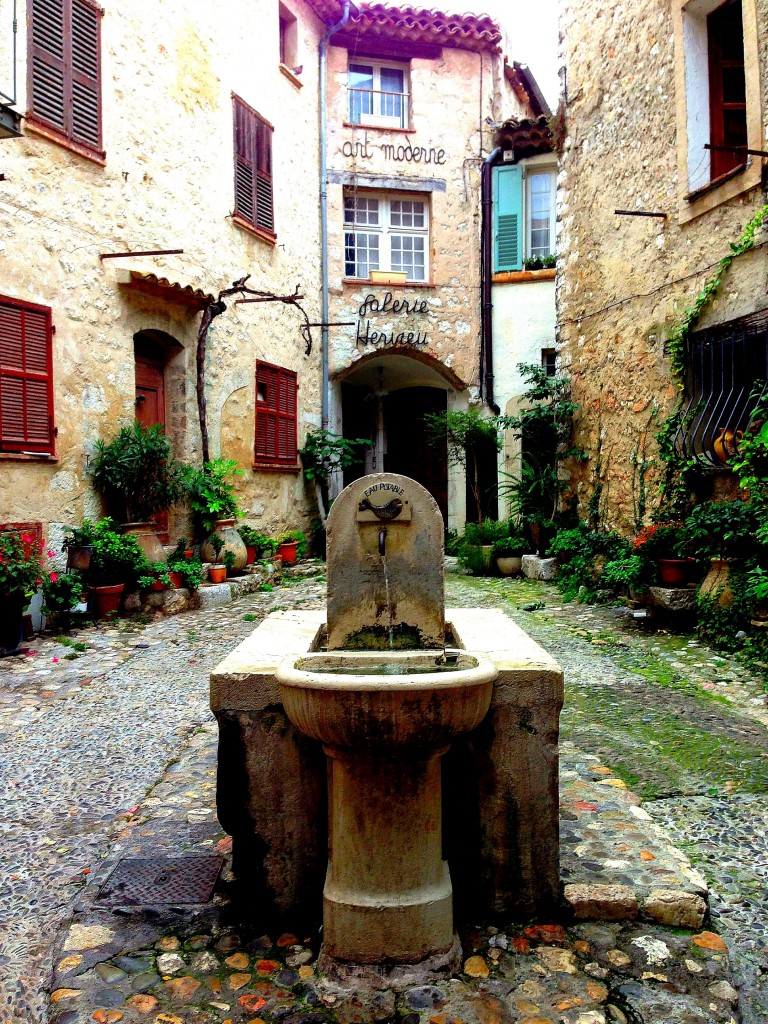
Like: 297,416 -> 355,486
29,0 -> 102,154
0,297 -> 54,454
255,362 -> 297,465
233,95 -> 275,235
708,0 -> 747,180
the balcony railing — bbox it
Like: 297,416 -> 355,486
674,310 -> 768,465
347,88 -> 410,130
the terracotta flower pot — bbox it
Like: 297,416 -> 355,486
245,544 -> 257,565
657,558 -> 692,587
208,565 -> 226,584
168,571 -> 184,589
201,519 -> 247,571
123,522 -> 165,563
92,583 -> 124,619
699,558 -> 735,608
278,541 -> 298,566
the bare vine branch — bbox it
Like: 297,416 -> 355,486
195,276 -> 313,463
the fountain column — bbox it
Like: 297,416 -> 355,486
322,743 -> 453,963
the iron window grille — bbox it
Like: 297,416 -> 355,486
674,309 -> 768,465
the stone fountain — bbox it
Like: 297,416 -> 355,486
211,473 -> 563,978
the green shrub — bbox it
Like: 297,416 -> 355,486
83,519 -> 149,588
684,500 -> 759,561
183,458 -> 243,536
549,523 -> 630,602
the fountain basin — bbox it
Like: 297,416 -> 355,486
277,650 -> 495,750
276,649 -> 496,966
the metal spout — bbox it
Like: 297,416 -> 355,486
378,527 -> 387,557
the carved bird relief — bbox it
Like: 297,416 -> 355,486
357,497 -> 404,520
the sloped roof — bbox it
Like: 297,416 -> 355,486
114,269 -> 214,311
305,1 -> 502,53
496,115 -> 553,159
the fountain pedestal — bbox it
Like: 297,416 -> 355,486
277,650 -> 495,966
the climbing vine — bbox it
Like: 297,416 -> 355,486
656,202 -> 768,512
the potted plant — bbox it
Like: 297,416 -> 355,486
601,554 -> 649,600
223,550 -> 237,577
41,570 -> 85,631
458,521 -> 509,575
62,521 -> 97,571
82,518 -> 149,618
492,535 -> 526,576
207,533 -> 227,583
276,530 -> 306,566
165,547 -> 205,590
0,530 -> 45,654
138,564 -> 174,592
238,525 -> 268,565
90,422 -> 186,561
633,522 -> 691,586
685,500 -> 758,606
184,458 -> 248,570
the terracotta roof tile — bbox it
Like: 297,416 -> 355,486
305,1 -> 501,53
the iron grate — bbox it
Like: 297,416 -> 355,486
97,856 -> 223,905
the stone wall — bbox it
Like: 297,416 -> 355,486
557,0 -> 768,533
0,0 -> 326,544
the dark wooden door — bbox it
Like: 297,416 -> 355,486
134,352 -> 169,540
383,387 -> 448,524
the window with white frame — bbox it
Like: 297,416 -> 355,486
344,193 -> 428,281
493,161 -> 556,272
347,61 -> 409,129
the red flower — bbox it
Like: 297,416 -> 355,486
49,572 -> 58,583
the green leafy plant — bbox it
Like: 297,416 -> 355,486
549,523 -> 631,602
138,565 -> 173,590
277,530 -> 307,558
209,532 -> 225,563
0,530 -> 45,601
183,458 -> 243,536
425,409 -> 501,525
41,570 -> 84,617
223,550 -> 236,572
632,522 -> 688,560
299,430 -> 371,527
746,565 -> 768,604
165,548 -> 205,590
683,500 -> 759,561
601,555 -> 648,592
491,535 -> 526,558
90,421 -> 186,523
83,518 -> 149,588
457,520 -> 512,575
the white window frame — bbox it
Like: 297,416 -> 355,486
344,191 -> 429,282
523,157 -> 557,261
347,60 -> 410,129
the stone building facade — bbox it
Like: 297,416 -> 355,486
318,5 -> 540,529
558,0 -> 768,533
0,0 -> 336,551
0,0 -> 546,553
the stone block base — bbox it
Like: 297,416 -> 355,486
522,555 -> 559,581
648,586 -> 697,612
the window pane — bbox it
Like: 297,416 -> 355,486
349,64 -> 373,124
345,231 -> 379,278
344,197 -> 379,225
379,66 -> 404,121
391,235 -> 424,280
528,173 -> 552,257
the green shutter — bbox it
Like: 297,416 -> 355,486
493,165 -> 523,272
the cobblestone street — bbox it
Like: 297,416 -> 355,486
1,565 -> 767,1023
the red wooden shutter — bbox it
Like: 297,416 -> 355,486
233,96 -> 274,234
29,0 -> 102,153
255,362 -> 297,466
29,0 -> 67,134
0,297 -> 54,453
70,0 -> 102,150
708,0 -> 747,180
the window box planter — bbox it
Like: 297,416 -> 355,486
369,270 -> 408,285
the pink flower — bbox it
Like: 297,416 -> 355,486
47,550 -> 55,558
52,656 -> 59,663
49,572 -> 58,583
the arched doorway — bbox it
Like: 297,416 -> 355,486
336,350 -> 465,525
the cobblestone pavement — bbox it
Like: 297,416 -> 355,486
0,565 -> 766,1023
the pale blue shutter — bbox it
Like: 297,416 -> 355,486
493,165 -> 523,272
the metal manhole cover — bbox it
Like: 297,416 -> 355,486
98,856 -> 223,905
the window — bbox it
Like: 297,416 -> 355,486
493,163 -> 556,272
676,310 -> 768,464
541,349 -> 557,377
233,96 -> 275,240
344,192 -> 428,281
255,361 -> 298,467
0,296 -> 55,455
348,61 -> 409,129
27,0 -> 103,157
675,0 -> 760,207
279,3 -> 298,69
708,0 -> 747,179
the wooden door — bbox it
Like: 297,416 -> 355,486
383,387 -> 448,524
134,352 -> 169,539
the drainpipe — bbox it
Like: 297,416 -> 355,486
319,0 -> 351,430
480,146 -> 501,415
